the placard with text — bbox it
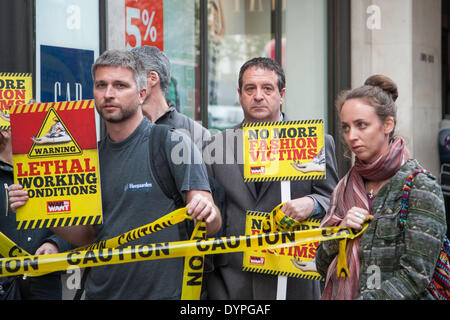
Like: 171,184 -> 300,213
0,73 -> 32,130
10,100 -> 102,229
242,211 -> 322,280
243,120 -> 326,182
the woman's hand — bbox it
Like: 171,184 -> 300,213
339,207 -> 373,230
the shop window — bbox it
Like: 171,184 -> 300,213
164,0 -> 199,122
207,0 -> 277,131
35,0 -> 102,139
35,0 -> 100,103
125,0 -> 200,123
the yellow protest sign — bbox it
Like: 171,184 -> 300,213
0,73 -> 32,130
242,120 -> 325,182
10,100 -> 102,230
243,209 -> 322,280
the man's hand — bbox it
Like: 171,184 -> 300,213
280,197 -> 315,222
35,242 -> 59,255
8,184 -> 29,211
186,190 -> 222,236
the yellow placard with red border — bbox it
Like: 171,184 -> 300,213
243,208 -> 322,280
0,73 -> 33,130
9,100 -> 102,230
243,120 -> 325,182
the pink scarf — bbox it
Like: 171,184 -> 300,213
320,137 -> 409,300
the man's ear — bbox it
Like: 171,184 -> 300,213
279,87 -> 286,104
138,87 -> 147,105
148,71 -> 160,87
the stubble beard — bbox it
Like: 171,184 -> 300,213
97,103 -> 140,124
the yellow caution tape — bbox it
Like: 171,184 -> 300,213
76,207 -> 191,251
336,219 -> 370,278
0,207 -> 193,278
262,203 -> 369,278
337,238 -> 349,277
181,221 -> 207,300
0,231 -> 31,258
0,205 -> 369,299
0,224 -> 367,277
269,203 -> 314,232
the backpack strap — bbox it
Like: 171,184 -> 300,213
148,124 -> 185,208
400,169 -> 432,231
148,124 -> 192,240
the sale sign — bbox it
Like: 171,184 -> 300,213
242,120 -> 326,182
125,0 -> 163,50
10,100 -> 103,230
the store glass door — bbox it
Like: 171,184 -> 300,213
207,0 -> 276,131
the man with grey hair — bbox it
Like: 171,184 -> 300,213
8,49 -> 221,300
131,45 -> 210,148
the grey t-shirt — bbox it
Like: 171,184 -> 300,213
85,118 -> 210,300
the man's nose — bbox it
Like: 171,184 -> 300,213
104,85 -> 115,99
254,87 -> 264,101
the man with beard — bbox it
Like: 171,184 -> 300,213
9,49 -> 221,299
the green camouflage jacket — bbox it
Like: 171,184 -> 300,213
316,159 -> 447,299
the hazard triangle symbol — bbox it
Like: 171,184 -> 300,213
28,107 -> 82,158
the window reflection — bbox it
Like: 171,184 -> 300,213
207,0 -> 276,130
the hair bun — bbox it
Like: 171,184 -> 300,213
364,74 -> 398,102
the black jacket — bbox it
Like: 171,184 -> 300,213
0,160 -> 71,256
